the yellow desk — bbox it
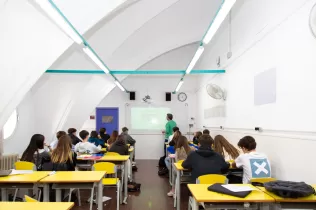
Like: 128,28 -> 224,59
188,184 -> 275,210
40,171 -> 105,210
101,148 -> 107,152
258,185 -> 316,209
0,172 -> 49,201
0,202 -> 74,210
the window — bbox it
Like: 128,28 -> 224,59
3,110 -> 18,139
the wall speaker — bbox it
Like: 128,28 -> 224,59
166,92 -> 171,101
130,92 -> 136,100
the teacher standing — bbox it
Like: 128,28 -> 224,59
163,113 -> 177,156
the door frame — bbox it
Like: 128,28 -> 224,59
95,107 -> 119,133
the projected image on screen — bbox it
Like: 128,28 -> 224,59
131,107 -> 171,130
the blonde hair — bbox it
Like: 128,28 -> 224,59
214,135 -> 239,160
51,135 -> 73,163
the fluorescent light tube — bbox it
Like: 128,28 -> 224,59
34,0 -> 83,44
185,46 -> 204,74
115,81 -> 126,92
83,47 -> 110,74
175,80 -> 184,92
202,0 -> 236,44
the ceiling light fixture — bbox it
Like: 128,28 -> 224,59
83,47 -> 110,74
114,80 -> 126,92
175,80 -> 184,92
185,45 -> 205,74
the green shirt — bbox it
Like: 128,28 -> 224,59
165,120 -> 177,139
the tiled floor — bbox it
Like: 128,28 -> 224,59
73,160 -> 189,210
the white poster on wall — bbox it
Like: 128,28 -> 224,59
254,68 -> 277,106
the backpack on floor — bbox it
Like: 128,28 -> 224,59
158,156 -> 166,167
264,181 -> 316,198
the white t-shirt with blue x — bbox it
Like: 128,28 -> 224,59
235,151 -> 271,184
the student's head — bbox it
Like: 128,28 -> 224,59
90,131 -> 98,138
51,135 -> 73,163
172,130 -> 182,145
176,135 -> 191,154
166,113 -> 173,121
202,129 -> 210,135
116,135 -> 126,145
198,134 -> 214,148
79,130 -> 89,141
21,134 -> 45,162
111,130 -> 119,139
56,131 -> 66,140
99,128 -> 106,134
195,131 -> 202,138
173,126 -> 179,133
35,137 -> 45,150
214,135 -> 240,159
68,128 -> 77,135
237,136 -> 257,153
122,127 -> 128,134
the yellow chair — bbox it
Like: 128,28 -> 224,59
24,195 -> 37,202
197,174 -> 227,184
106,152 -> 120,156
14,161 -> 37,201
92,162 -> 121,210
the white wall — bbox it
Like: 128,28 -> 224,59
196,0 -> 316,183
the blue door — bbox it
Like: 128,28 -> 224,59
96,107 -> 119,135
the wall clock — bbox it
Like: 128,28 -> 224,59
310,3 -> 316,38
178,92 -> 187,102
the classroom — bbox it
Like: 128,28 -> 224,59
1,0 -> 316,209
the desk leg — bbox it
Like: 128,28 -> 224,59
56,189 -> 62,202
176,169 -> 180,210
191,197 -> 199,210
1,188 -> 7,201
97,181 -> 103,210
43,184 -> 49,202
123,161 -> 128,204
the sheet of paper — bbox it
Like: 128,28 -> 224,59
222,185 -> 254,192
10,170 -> 34,175
102,196 -> 111,202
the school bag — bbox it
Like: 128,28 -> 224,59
264,181 -> 316,198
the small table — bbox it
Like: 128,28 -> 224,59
0,171 -> 49,201
40,171 -> 105,210
258,185 -> 316,209
0,202 -> 74,210
188,184 -> 275,210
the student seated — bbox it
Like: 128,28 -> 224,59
99,127 -> 110,143
233,136 -> 271,184
107,130 -> 118,149
168,130 -> 181,147
202,129 -> 210,135
74,130 -> 101,154
214,135 -> 240,160
182,134 -> 229,183
33,136 -> 51,170
167,135 -> 194,197
68,128 -> 82,145
50,131 -> 66,150
88,130 -> 104,147
168,127 -> 179,143
192,131 -> 202,145
121,127 -> 136,146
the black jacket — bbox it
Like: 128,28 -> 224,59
42,152 -> 77,171
182,146 -> 229,183
100,133 -> 110,143
109,140 -> 128,155
69,134 -> 81,145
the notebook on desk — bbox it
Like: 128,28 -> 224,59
208,183 -> 252,198
0,170 -> 12,177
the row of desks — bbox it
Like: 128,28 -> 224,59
188,184 -> 316,210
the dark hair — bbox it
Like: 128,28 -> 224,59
198,134 -> 214,147
195,131 -> 202,139
36,138 -> 45,150
79,130 -> 89,140
99,128 -> 106,134
173,126 -> 179,132
202,129 -> 210,135
176,136 -> 191,155
172,130 -> 182,145
122,127 -> 128,132
90,131 -> 98,138
56,131 -> 66,140
117,135 -> 126,145
238,136 -> 257,151
21,134 -> 45,162
167,113 -> 173,120
214,135 -> 240,159
68,128 -> 77,134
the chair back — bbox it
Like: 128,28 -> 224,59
24,195 -> 37,202
197,174 -> 227,184
106,152 -> 120,156
250,177 -> 276,184
177,159 -> 184,164
14,161 -> 36,170
92,162 -> 116,175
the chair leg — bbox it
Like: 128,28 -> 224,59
89,187 -> 94,210
13,189 -> 18,201
38,189 -> 41,201
188,196 -> 192,210
77,189 -> 81,206
68,189 -> 72,202
117,181 -> 120,210
173,178 -> 177,208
